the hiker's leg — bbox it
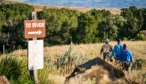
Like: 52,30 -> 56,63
114,57 -> 118,65
106,53 -> 110,62
103,52 -> 109,61
123,62 -> 130,71
126,62 -> 130,71
103,55 -> 106,61
121,62 -> 125,71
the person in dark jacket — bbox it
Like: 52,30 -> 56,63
121,44 -> 133,71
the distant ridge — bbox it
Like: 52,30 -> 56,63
21,0 -> 146,9
33,5 -> 121,15
1,0 -> 121,15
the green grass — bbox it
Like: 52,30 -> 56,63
0,56 -> 33,84
0,57 -> 22,79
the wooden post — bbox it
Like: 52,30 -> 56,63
29,12 -> 38,84
32,12 -> 37,20
3,44 -> 5,55
33,67 -> 38,84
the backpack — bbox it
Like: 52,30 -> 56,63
102,44 -> 112,53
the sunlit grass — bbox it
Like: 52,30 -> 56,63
1,41 -> 146,84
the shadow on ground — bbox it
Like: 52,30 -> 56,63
65,57 -> 125,84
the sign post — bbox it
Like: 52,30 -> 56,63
24,12 -> 45,84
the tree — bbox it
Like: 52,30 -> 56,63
121,6 -> 146,39
75,13 -> 97,43
38,8 -> 80,45
0,3 -> 34,52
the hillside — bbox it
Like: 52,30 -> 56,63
21,0 -> 146,8
2,41 -> 146,83
0,2 -> 146,83
1,0 -> 121,14
9,41 -> 146,60
33,5 -> 121,15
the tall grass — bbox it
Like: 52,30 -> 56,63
125,70 -> 146,84
0,41 -> 145,84
38,56 -> 58,84
131,58 -> 146,70
55,43 -> 92,75
0,56 -> 33,84
124,58 -> 146,84
0,57 -> 21,79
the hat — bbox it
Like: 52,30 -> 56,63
105,39 -> 109,43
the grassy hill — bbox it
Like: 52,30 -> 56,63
9,41 -> 146,60
1,41 -> 146,83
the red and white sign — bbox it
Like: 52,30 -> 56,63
24,20 -> 45,39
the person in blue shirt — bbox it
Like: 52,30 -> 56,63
121,44 -> 133,71
110,39 -> 123,61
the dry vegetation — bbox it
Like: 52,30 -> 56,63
1,41 -> 146,84
9,41 -> 146,60
33,5 -> 121,15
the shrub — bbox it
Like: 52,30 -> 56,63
10,76 -> 33,84
55,43 -> 90,75
131,59 -> 146,70
123,37 -> 128,41
0,56 -> 34,83
0,57 -> 21,79
136,33 -> 146,40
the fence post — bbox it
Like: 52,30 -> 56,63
3,44 -> 5,55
